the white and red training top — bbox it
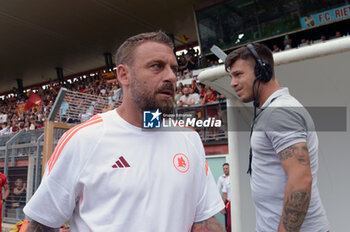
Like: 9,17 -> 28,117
24,109 -> 224,232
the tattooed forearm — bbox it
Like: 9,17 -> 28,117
191,216 -> 225,232
278,144 -> 310,166
282,189 -> 311,232
25,220 -> 56,232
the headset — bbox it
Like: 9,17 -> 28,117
246,43 -> 274,175
246,43 -> 273,83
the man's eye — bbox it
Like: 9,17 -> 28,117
171,67 -> 178,74
152,64 -> 162,69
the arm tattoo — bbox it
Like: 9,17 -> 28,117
191,216 -> 225,232
278,145 -> 296,160
278,144 -> 310,166
297,146 -> 309,165
282,189 -> 311,232
25,220 -> 56,232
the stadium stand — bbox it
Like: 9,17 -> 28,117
0,30 -> 348,137
0,26 -> 349,227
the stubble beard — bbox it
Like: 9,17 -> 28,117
130,77 -> 175,115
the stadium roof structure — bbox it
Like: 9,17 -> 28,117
0,0 -> 207,93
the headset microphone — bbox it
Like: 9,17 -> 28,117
253,100 -> 260,108
246,43 -> 273,175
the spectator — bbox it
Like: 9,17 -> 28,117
23,122 -> 30,131
100,84 -> 106,96
29,120 -> 36,130
200,87 -> 217,104
0,113 -> 7,124
314,35 -> 327,44
178,56 -> 187,72
174,88 -> 183,106
12,178 -> 26,220
299,38 -> 309,47
177,82 -> 184,92
178,70 -> 185,80
190,80 -> 199,94
283,35 -> 292,50
217,163 -> 230,231
192,90 -> 200,105
177,87 -> 195,107
0,122 -> 11,135
186,54 -> 196,71
196,83 -> 206,97
272,44 -> 280,53
10,121 -> 19,133
36,114 -> 44,128
208,60 -> 215,67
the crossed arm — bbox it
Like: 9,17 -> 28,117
277,142 -> 312,232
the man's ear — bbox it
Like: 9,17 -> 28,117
116,64 -> 130,87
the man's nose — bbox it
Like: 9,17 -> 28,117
230,77 -> 238,88
164,66 -> 177,83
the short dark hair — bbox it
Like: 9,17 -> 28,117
225,43 -> 274,75
223,163 -> 229,167
114,31 -> 174,66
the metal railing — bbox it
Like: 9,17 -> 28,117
175,100 -> 228,143
0,129 -> 44,223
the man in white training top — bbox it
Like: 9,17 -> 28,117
24,31 -> 225,232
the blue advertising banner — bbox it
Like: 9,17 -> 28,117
300,4 -> 350,29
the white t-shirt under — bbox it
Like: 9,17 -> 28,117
24,110 -> 224,231
179,94 -> 195,106
221,176 -> 231,201
217,174 -> 225,192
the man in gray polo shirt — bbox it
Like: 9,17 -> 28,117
225,43 -> 329,232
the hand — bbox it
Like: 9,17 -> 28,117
220,208 -> 226,215
12,202 -> 20,208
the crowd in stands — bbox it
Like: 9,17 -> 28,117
0,59 -> 225,136
272,31 -> 346,53
176,47 -> 199,80
1,29 -> 348,136
176,47 -> 220,81
0,74 -> 122,136
175,81 -> 224,107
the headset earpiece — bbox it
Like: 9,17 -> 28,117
247,44 -> 273,82
259,60 -> 273,82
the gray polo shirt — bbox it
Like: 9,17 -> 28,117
251,88 -> 329,232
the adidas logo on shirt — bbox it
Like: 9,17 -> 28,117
112,156 -> 130,168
